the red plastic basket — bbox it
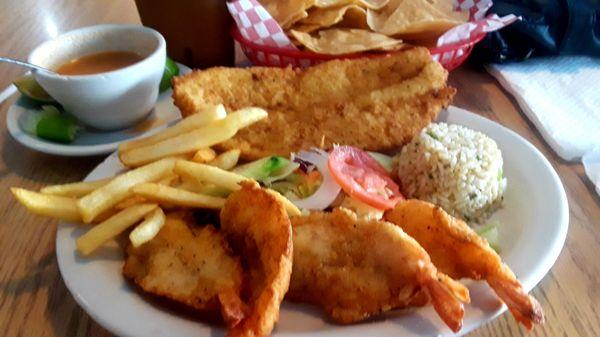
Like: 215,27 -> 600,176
232,27 -> 486,71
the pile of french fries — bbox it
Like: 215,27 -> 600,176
11,104 -> 299,256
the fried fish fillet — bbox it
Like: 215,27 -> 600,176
123,212 -> 245,326
384,200 -> 544,329
289,207 -> 469,332
173,47 -> 455,160
220,182 -> 293,337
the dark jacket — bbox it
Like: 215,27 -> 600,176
472,0 -> 600,63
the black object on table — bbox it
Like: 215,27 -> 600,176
471,0 -> 600,64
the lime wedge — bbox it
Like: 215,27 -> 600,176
159,57 -> 180,92
13,74 -> 55,103
36,113 -> 78,143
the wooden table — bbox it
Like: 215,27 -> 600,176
0,1 -> 598,337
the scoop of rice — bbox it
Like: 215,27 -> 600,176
394,123 -> 506,224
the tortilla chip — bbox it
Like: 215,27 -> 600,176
366,0 -> 465,38
289,23 -> 323,33
301,4 -> 367,29
315,0 -> 389,10
403,35 -> 440,48
336,5 -> 369,29
290,28 -> 403,54
427,0 -> 469,22
261,0 -> 314,29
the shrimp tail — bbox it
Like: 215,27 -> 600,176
438,273 -> 470,303
423,272 -> 469,333
218,290 -> 247,327
487,273 -> 545,329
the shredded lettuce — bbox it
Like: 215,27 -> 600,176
476,221 -> 501,252
233,156 -> 290,181
270,171 -> 322,200
264,162 -> 300,185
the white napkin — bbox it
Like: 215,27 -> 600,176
486,56 -> 600,195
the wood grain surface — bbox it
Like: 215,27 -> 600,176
0,1 -> 598,337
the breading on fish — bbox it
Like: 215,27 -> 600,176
173,47 -> 455,159
289,207 -> 469,332
220,182 -> 293,337
384,199 -> 545,329
122,212 -> 245,326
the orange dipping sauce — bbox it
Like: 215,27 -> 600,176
55,51 -> 144,75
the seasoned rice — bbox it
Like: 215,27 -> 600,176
394,123 -> 506,224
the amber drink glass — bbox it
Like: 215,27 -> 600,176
135,0 -> 234,68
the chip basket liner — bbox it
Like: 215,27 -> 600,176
227,0 -> 517,70
232,26 -> 487,71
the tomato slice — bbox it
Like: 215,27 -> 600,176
328,146 -> 403,210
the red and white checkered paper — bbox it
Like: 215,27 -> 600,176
435,0 -> 518,65
227,0 -> 518,68
227,0 -> 298,50
454,0 -> 492,20
439,0 -> 517,45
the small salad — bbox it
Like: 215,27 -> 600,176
232,146 -> 403,217
230,145 -> 500,249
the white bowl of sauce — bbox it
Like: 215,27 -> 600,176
29,24 -> 166,130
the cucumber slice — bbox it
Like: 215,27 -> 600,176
367,151 -> 394,173
476,221 -> 500,252
233,156 -> 290,181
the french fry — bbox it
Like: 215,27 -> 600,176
157,173 -> 179,186
118,104 -> 227,153
197,184 -> 232,198
76,204 -> 157,255
119,107 -> 268,167
176,181 -> 200,192
40,178 -> 111,197
11,188 -> 81,222
114,195 -> 147,210
121,121 -> 235,168
129,208 -> 165,248
131,183 -> 225,209
265,189 -> 302,217
175,160 -> 251,191
177,176 -> 231,197
176,175 -> 204,192
78,158 -> 176,223
113,173 -> 178,210
192,148 -> 217,163
94,208 -> 120,223
208,149 -> 241,170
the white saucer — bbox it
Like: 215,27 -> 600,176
6,63 -> 191,156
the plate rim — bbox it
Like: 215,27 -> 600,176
6,63 -> 191,156
55,106 -> 569,337
440,107 -> 570,292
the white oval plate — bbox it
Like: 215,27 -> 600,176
56,106 -> 569,337
7,64 -> 190,156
